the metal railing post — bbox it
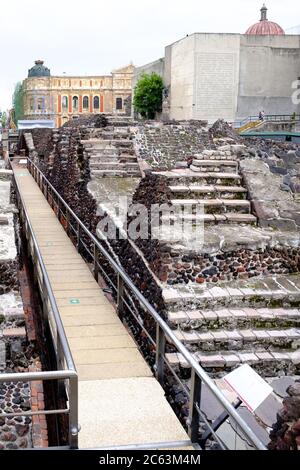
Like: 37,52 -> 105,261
77,223 -> 81,252
117,273 -> 125,320
68,374 -> 79,449
57,197 -> 61,219
155,324 -> 166,386
66,210 -> 70,236
188,370 -> 202,444
94,243 -> 99,282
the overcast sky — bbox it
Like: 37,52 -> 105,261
0,0 -> 299,110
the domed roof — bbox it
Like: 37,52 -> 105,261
28,60 -> 51,78
245,4 -> 285,35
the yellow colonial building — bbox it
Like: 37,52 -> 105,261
22,60 -> 134,127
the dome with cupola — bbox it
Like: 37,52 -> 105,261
246,4 -> 285,35
28,60 -> 51,78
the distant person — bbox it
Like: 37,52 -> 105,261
259,111 -> 263,121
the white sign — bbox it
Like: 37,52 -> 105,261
223,364 -> 273,412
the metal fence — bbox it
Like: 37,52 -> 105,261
234,114 -> 300,129
4,157 -> 79,449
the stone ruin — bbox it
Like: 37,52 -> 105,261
21,116 -> 300,449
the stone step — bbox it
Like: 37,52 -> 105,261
161,213 -> 256,224
1,307 -> 25,321
169,185 -> 247,194
191,160 -> 238,173
170,199 -> 250,214
173,327 -> 300,351
167,307 -> 300,330
91,169 -> 140,177
90,162 -> 139,171
157,172 -> 242,186
85,148 -> 119,156
88,155 -> 120,162
119,154 -> 138,162
81,139 -> 132,148
192,160 -> 237,167
162,283 -> 300,310
225,213 -> 257,223
2,327 -> 26,338
165,350 -> 300,376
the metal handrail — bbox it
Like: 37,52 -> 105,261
234,114 -> 300,128
24,157 -> 266,450
5,157 -> 79,448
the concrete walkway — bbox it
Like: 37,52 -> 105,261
13,165 -> 190,449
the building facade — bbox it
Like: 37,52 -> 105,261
133,5 -> 300,123
22,61 -> 134,127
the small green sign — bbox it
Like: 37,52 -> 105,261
69,298 -> 80,305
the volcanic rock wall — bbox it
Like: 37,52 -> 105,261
133,121 -> 210,168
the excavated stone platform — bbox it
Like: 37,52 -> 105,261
163,274 -> 300,377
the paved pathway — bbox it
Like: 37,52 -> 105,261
12,164 -> 190,449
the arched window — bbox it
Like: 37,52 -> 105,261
73,96 -> 79,110
116,97 -> 123,110
83,96 -> 89,110
62,96 -> 68,111
93,96 -> 100,109
37,97 -> 45,110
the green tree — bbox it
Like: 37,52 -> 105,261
1,111 -> 7,128
12,82 -> 24,125
133,73 -> 164,119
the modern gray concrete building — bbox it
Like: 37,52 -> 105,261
133,5 -> 300,123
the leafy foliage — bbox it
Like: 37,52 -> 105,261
1,111 -> 7,128
12,82 -> 24,125
133,73 -> 164,119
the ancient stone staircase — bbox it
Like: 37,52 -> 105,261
156,146 -> 257,225
164,274 -> 300,377
82,126 -> 141,177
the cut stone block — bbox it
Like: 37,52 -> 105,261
224,354 -> 240,367
3,327 -> 26,337
198,332 -> 214,342
237,353 -> 259,364
255,352 -> 274,362
168,311 -> 189,323
239,330 -> 257,341
197,354 -> 225,367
